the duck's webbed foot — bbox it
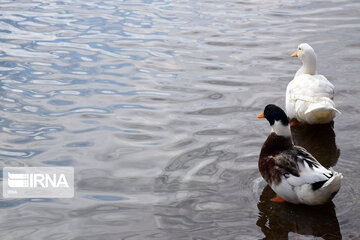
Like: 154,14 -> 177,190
271,194 -> 286,203
290,118 -> 305,127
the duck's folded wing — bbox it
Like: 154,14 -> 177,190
274,146 -> 333,188
287,75 -> 335,101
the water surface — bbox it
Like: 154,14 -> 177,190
0,0 -> 359,239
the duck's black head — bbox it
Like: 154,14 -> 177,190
258,104 -> 292,144
258,104 -> 289,126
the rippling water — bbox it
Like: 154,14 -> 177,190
0,0 -> 360,239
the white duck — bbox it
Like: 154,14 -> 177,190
286,43 -> 340,125
257,104 -> 342,205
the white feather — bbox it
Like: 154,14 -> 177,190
271,120 -> 291,137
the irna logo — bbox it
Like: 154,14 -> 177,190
8,172 -> 70,188
3,167 -> 74,198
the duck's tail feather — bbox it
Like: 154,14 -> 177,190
321,171 -> 343,199
304,101 -> 340,123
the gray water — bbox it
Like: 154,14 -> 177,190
0,0 -> 359,239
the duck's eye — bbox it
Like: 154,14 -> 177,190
298,48 -> 302,51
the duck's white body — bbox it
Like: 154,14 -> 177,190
286,43 -> 340,124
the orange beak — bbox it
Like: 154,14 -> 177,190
257,112 -> 265,118
291,51 -> 298,57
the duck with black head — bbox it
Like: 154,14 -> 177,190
257,104 -> 342,205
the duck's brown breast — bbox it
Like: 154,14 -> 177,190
258,133 -> 295,185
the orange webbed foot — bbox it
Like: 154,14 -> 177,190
290,119 -> 305,127
271,194 -> 286,203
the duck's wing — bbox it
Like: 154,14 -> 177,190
275,146 -> 334,189
287,74 -> 335,102
313,74 -> 335,99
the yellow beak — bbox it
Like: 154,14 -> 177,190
291,51 -> 298,57
257,112 -> 265,118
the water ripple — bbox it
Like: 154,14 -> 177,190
0,148 -> 40,158
0,0 -> 359,239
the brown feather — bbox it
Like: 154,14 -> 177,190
259,133 -> 296,185
259,133 -> 324,186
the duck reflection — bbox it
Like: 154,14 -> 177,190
290,122 -> 340,168
257,185 -> 342,240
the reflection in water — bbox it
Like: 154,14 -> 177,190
291,122 -> 340,168
257,185 -> 342,240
